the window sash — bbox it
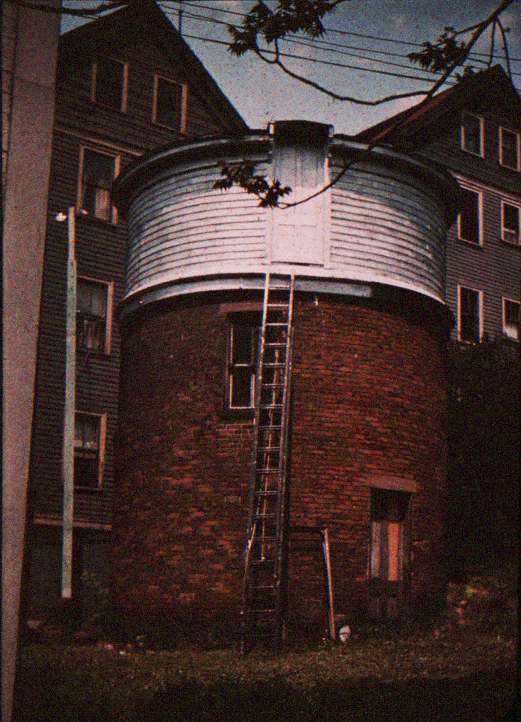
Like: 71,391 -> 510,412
77,278 -> 112,353
500,128 -> 519,170
459,287 -> 481,342
458,187 -> 481,244
79,148 -> 118,222
227,319 -> 259,410
153,76 -> 184,130
74,413 -> 105,488
503,299 -> 520,341
501,202 -> 520,243
93,57 -> 126,110
461,113 -> 483,156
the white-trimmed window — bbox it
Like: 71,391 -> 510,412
458,286 -> 482,343
227,315 -> 259,410
501,200 -> 520,244
503,299 -> 520,341
78,147 -> 119,222
77,278 -> 114,354
499,127 -> 520,171
458,187 -> 482,244
461,113 -> 484,156
92,57 -> 128,111
152,75 -> 186,130
74,412 -> 106,489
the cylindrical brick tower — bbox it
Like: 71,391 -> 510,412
112,121 -> 458,641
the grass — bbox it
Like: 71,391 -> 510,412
14,626 -> 517,722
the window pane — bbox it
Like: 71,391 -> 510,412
77,279 -> 108,352
74,414 -> 101,488
230,368 -> 254,408
504,300 -> 520,340
459,188 -> 480,243
155,77 -> 182,128
460,288 -> 480,342
95,57 -> 124,109
231,324 -> 255,365
462,114 -> 482,155
503,203 -> 519,243
81,149 -> 115,221
501,129 -> 518,169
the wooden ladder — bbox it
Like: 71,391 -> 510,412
241,273 -> 295,653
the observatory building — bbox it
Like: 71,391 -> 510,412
111,121 -> 458,641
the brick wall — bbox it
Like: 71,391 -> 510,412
112,290 -> 448,636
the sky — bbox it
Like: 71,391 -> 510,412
62,0 -> 521,135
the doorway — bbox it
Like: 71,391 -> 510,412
368,488 -> 411,620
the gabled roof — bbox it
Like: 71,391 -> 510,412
60,0 -> 248,135
356,65 -> 521,150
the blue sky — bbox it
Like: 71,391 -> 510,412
62,0 -> 521,134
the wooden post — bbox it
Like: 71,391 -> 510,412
322,528 -> 336,641
61,207 -> 76,599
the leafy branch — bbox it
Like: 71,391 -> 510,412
228,0 -> 517,106
213,161 -> 292,207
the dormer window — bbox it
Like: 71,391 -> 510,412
461,113 -> 484,157
92,57 -> 127,111
152,75 -> 186,130
499,127 -> 520,171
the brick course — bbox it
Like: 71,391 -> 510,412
113,290 -> 448,635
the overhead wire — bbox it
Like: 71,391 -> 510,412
160,1 -> 520,81
165,0 -> 521,64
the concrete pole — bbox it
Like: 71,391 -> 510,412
2,3 -> 60,721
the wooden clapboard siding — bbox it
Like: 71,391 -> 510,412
330,163 -> 446,301
126,164 -> 268,296
355,66 -> 521,342
29,0 -> 248,529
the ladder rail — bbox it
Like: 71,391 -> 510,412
242,273 -> 295,651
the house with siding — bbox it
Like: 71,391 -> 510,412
356,65 -> 521,345
25,0 -> 247,623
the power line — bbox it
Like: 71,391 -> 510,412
164,0 -> 521,63
162,6 -> 520,81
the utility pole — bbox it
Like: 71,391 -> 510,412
61,207 -> 77,601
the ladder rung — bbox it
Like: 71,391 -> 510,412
254,490 -> 279,497
264,322 -> 288,327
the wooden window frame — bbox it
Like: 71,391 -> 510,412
77,145 -> 120,224
457,185 -> 483,245
501,199 -> 520,245
458,285 -> 483,343
499,127 -> 520,171
503,298 -> 520,341
74,411 -> 107,490
225,313 -> 260,414
461,112 -> 484,157
91,57 -> 128,111
77,277 -> 114,355
152,74 -> 187,132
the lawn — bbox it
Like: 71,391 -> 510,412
14,627 -> 517,722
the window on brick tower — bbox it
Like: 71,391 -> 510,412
227,315 -> 260,410
369,488 -> 411,620
77,278 -> 113,354
74,412 -> 105,489
459,286 -> 482,343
